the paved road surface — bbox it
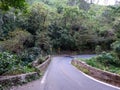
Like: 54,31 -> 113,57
12,56 -> 120,90
73,54 -> 96,59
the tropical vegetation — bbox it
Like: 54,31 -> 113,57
0,0 -> 120,76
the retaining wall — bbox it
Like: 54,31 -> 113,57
36,55 -> 51,73
72,59 -> 120,87
0,72 -> 39,90
0,55 -> 51,89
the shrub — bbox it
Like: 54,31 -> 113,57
0,51 -> 36,75
37,55 -> 45,64
19,47 -> 41,65
86,58 -> 98,67
95,45 -> 102,54
86,55 -> 120,74
0,28 -> 33,53
0,52 -> 20,75
111,40 -> 120,59
96,52 -> 120,66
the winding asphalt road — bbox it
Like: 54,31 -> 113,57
12,56 -> 120,90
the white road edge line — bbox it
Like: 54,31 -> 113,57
71,61 -> 120,90
41,70 -> 48,84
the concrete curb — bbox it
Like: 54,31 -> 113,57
72,59 -> 120,87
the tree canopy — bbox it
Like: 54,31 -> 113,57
1,0 -> 120,80
0,0 -> 27,10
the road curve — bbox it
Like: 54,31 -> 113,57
12,56 -> 120,90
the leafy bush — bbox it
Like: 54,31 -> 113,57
3,65 -> 35,76
0,0 -> 27,11
96,52 -> 120,66
86,57 -> 120,74
37,55 -> 46,64
0,51 -> 36,75
0,52 -> 20,75
95,45 -> 102,54
85,53 -> 120,74
19,47 -> 41,65
86,58 -> 98,67
0,28 -> 33,53
111,40 -> 120,59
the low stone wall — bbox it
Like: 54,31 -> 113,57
0,72 -> 39,90
72,59 -> 120,87
36,55 -> 51,73
32,55 -> 50,67
0,55 -> 51,90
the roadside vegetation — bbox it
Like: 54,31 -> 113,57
0,0 -> 120,78
79,39 -> 120,75
80,6 -> 120,75
84,52 -> 120,75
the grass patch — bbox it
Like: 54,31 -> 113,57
71,61 -> 90,74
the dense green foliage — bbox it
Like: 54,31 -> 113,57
85,52 -> 120,74
0,0 -> 120,75
0,52 -> 19,75
0,0 -> 27,10
0,0 -> 116,53
0,52 -> 35,75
